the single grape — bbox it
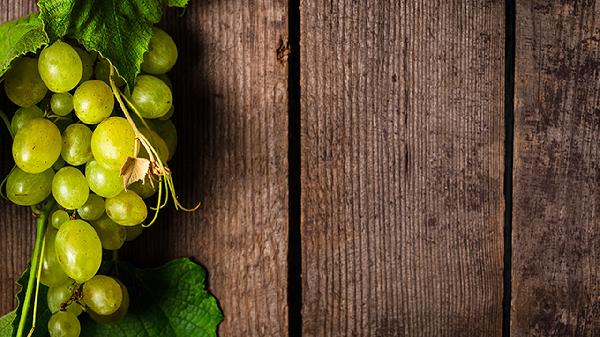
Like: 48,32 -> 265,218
141,27 -> 178,74
131,75 -> 172,119
88,279 -> 129,323
85,160 -> 124,198
73,47 -> 96,84
129,178 -> 157,199
4,57 -> 48,107
6,167 -> 54,206
51,93 -> 74,116
90,214 -> 126,250
73,80 -> 114,124
41,229 -> 70,287
105,190 -> 147,226
77,194 -> 105,221
83,275 -> 123,316
91,117 -> 136,170
51,210 -> 70,229
55,219 -> 102,283
10,105 -> 44,135
48,311 -> 81,337
124,225 -> 143,242
47,280 -> 82,316
13,118 -> 62,174
94,58 -> 126,87
52,167 -> 90,210
38,41 -> 83,93
151,119 -> 177,160
61,124 -> 93,166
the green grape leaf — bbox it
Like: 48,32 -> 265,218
82,258 -> 223,337
0,14 -> 49,78
37,0 -> 189,88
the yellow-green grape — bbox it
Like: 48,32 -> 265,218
94,58 -> 125,87
125,225 -> 143,242
77,193 -> 105,221
129,178 -> 157,199
13,118 -> 62,174
73,80 -> 114,124
61,124 -> 93,166
48,311 -> 80,337
90,117 -> 135,170
90,214 -> 126,250
55,219 -> 102,283
85,160 -> 124,198
41,229 -> 70,287
82,275 -> 123,316
105,190 -> 147,226
38,41 -> 83,93
4,57 -> 48,107
52,167 -> 90,210
51,93 -> 74,116
88,279 -> 129,323
51,210 -> 70,230
73,47 -> 96,84
131,75 -> 172,119
47,280 -> 82,316
11,105 -> 44,135
151,119 -> 177,160
5,167 -> 54,206
141,27 -> 178,74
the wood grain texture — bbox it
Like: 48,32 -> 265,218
512,1 -> 600,336
0,1 -> 290,336
300,1 -> 505,336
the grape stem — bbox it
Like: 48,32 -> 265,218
0,109 -> 13,138
16,200 -> 54,337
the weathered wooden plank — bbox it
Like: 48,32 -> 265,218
300,1 -> 505,336
0,2 -> 290,336
512,2 -> 600,336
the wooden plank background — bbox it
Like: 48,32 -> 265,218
512,1 -> 600,336
300,1 -> 505,336
0,1 -> 290,336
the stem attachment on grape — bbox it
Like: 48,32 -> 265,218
16,199 -> 54,337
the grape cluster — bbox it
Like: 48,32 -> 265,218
3,27 -> 179,337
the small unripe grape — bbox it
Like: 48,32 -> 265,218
51,93 -> 74,116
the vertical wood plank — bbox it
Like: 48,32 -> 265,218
0,2 -> 290,336
300,1 -> 505,336
512,1 -> 600,336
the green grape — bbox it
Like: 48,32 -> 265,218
48,311 -> 81,337
52,156 -> 67,171
11,105 -> 44,135
88,279 -> 129,323
41,229 -> 70,287
156,73 -> 173,89
77,194 -> 105,221
105,190 -> 147,226
4,57 -> 48,107
139,128 -> 169,162
91,117 -> 136,170
61,124 -> 93,166
6,167 -> 54,206
55,219 -> 102,283
129,178 -> 157,199
85,160 -> 124,198
38,41 -> 83,93
52,167 -> 90,210
83,275 -> 123,315
51,93 -> 74,116
73,47 -> 96,84
125,225 -> 143,241
51,210 -> 70,229
73,80 -> 114,124
141,27 -> 178,74
94,58 -> 126,87
47,280 -> 82,316
90,214 -> 126,250
13,118 -> 62,174
131,75 -> 172,119
151,119 -> 177,160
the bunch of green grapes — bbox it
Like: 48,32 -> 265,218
3,27 -> 179,337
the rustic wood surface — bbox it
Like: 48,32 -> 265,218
512,1 -> 600,336
0,1 -> 290,336
300,1 -> 505,336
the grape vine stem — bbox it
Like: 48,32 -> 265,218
16,200 -> 54,337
